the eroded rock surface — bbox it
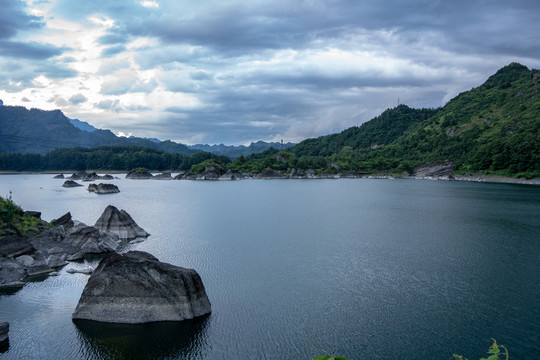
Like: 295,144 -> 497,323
72,251 -> 211,324
87,183 -> 120,194
94,205 -> 149,240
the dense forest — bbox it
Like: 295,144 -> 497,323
0,146 -> 230,172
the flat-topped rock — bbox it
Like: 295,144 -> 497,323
88,183 -> 120,194
62,180 -> 83,188
94,205 -> 149,240
72,251 -> 211,324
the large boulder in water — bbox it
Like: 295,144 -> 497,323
93,205 -> 149,240
87,183 -> 120,194
72,251 -> 211,324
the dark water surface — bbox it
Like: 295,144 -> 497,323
1,175 -> 539,359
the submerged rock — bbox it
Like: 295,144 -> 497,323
53,174 -> 64,179
94,205 -> 149,240
62,180 -> 83,188
72,251 -> 211,324
0,322 -> 8,343
87,183 -> 120,194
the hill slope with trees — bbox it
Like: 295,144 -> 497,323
229,63 -> 540,178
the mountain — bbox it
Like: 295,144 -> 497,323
189,141 -> 295,159
0,106 -> 196,156
69,118 -> 98,132
232,63 -> 540,178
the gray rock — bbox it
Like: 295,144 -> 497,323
87,183 -> 120,194
0,258 -> 26,287
53,174 -> 65,179
101,174 -> 114,180
0,235 -> 35,258
153,172 -> 173,180
62,180 -> 83,188
46,254 -> 68,268
64,223 -> 120,254
67,265 -> 94,275
51,212 -> 74,230
126,169 -> 153,179
72,251 -> 211,324
15,255 -> 34,267
219,170 -> 244,180
413,161 -> 454,178
94,205 -> 149,240
0,322 -> 8,343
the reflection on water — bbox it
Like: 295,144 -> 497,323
74,316 -> 210,360
0,339 -> 9,354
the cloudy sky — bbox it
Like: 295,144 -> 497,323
0,0 -> 539,145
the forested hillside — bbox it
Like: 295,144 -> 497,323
229,63 -> 540,177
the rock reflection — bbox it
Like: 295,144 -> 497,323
74,315 -> 210,360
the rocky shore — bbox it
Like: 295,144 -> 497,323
0,206 -> 149,290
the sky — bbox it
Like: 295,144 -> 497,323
0,0 -> 539,145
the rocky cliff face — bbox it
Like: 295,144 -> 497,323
72,251 -> 211,324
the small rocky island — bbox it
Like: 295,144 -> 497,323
87,183 -> 120,194
72,251 -> 212,323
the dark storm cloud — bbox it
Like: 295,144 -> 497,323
0,0 -> 44,39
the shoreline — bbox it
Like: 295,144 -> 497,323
0,170 -> 539,186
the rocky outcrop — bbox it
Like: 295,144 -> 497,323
87,183 -> 120,194
53,174 -> 64,179
0,322 -> 8,343
153,172 -> 173,180
51,212 -> 74,230
413,161 -> 454,179
254,169 -> 285,179
72,251 -> 211,324
219,170 -> 244,180
63,223 -> 121,259
1,207 -> 147,288
94,205 -> 149,240
62,180 -> 83,188
0,235 -> 34,258
126,169 -> 153,179
101,174 -> 114,180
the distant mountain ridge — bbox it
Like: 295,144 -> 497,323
189,141 -> 295,159
0,106 -> 196,155
0,104 -> 296,158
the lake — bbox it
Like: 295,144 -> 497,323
1,175 -> 539,359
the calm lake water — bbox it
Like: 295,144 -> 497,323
1,175 -> 539,359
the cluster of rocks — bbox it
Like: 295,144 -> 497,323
0,206 -> 149,290
62,171 -> 115,182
